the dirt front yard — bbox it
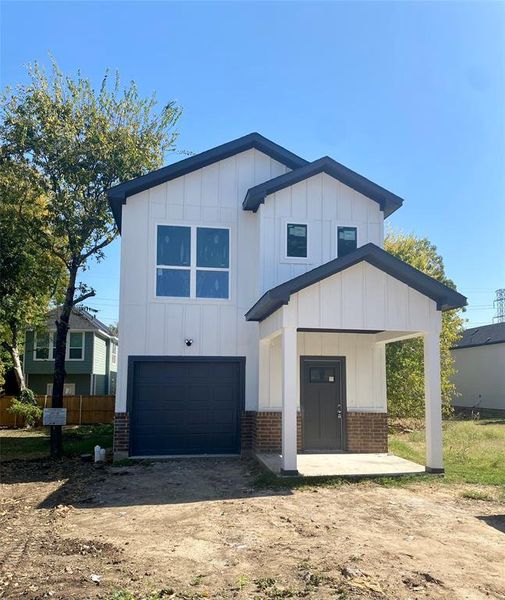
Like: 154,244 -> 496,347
1,457 -> 504,600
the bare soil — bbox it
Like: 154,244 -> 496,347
1,458 -> 504,600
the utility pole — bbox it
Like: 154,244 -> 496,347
493,289 -> 505,323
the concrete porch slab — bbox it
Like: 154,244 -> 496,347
256,452 -> 426,478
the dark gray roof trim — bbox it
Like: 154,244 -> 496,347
108,133 -> 308,230
452,322 -> 505,350
245,243 -> 466,322
243,156 -> 404,217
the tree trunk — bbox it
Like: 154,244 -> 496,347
10,344 -> 26,393
50,263 -> 78,458
2,321 -> 27,393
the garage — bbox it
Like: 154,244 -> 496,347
129,357 -> 244,456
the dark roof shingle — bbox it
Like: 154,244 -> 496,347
453,322 -> 505,349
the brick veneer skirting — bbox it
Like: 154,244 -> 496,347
115,409 -> 387,458
241,411 -> 302,454
113,412 -> 129,455
242,410 -> 388,454
346,411 -> 388,453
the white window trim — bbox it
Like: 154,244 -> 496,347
68,331 -> 85,361
33,330 -> 53,361
111,342 -> 117,367
335,224 -> 360,258
154,223 -> 232,302
284,220 -> 310,262
33,330 -> 85,362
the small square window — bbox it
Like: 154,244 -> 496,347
337,227 -> 357,257
287,223 -> 308,258
196,270 -> 229,299
156,268 -> 190,297
197,228 -> 229,268
157,225 -> 191,266
309,367 -> 336,383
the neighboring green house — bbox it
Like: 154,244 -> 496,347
24,307 -> 118,396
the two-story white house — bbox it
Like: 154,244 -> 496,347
108,133 -> 466,475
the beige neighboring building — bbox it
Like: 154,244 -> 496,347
452,322 -> 505,412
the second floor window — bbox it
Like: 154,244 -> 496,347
34,331 -> 52,360
34,331 -> 83,360
156,225 -> 230,299
337,226 -> 357,257
68,332 -> 84,360
286,223 -> 308,258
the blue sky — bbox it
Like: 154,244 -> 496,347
2,1 -> 504,327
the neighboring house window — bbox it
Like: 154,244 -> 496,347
286,223 -> 308,258
156,225 -> 230,299
35,330 -> 84,360
337,226 -> 357,257
47,383 -> 75,396
34,331 -> 50,360
111,342 -> 117,367
68,332 -> 84,360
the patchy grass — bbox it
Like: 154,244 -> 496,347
460,489 -> 494,502
0,424 -> 113,461
389,418 -> 505,486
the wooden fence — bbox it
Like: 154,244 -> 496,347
0,395 -> 115,427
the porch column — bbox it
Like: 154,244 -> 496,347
281,327 -> 298,475
258,338 -> 270,408
424,330 -> 444,472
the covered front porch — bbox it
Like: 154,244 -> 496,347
245,245 -> 466,477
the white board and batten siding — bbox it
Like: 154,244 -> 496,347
116,148 -> 427,414
116,149 -> 290,412
258,262 -> 441,412
261,332 -> 387,412
283,262 -> 440,333
259,173 -> 384,293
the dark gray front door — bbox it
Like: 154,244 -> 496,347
301,357 -> 345,451
130,358 -> 243,456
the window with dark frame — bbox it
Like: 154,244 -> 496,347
286,223 -> 308,258
156,225 -> 230,299
337,226 -> 357,257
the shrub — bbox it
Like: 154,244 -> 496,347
8,389 -> 42,427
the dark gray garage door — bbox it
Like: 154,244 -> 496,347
130,358 -> 243,456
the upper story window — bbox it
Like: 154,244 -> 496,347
286,223 -> 308,258
68,332 -> 84,360
111,342 -> 117,367
34,330 -> 84,361
337,226 -> 357,257
34,331 -> 51,360
156,225 -> 230,299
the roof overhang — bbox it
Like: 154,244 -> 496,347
107,133 -> 308,231
242,156 -> 403,217
245,243 -> 467,322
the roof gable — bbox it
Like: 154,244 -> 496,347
47,306 -> 115,338
245,243 -> 466,322
243,156 -> 403,217
108,133 -> 308,230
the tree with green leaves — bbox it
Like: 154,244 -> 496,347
0,158 -> 63,393
1,62 -> 181,455
384,230 -> 464,419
